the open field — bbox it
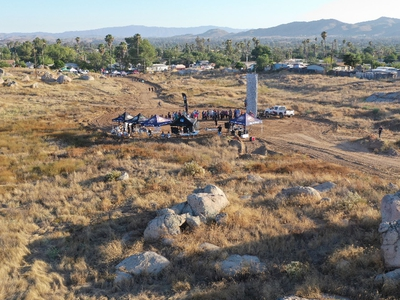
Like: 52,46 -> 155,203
1,68 -> 400,299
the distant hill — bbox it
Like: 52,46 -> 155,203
233,17 -> 400,38
1,17 -> 400,42
0,25 -> 244,41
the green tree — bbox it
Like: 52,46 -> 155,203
256,54 -> 270,72
251,45 -> 271,60
384,53 -> 397,64
343,52 -> 362,68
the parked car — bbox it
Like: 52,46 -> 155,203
264,106 -> 295,118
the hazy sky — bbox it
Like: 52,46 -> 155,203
3,0 -> 399,33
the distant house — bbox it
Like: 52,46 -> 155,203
147,64 -> 169,72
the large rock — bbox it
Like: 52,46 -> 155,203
379,220 -> 400,269
41,72 -> 56,83
218,254 -> 266,276
186,184 -> 230,220
115,251 -> 170,284
57,75 -> 72,84
144,209 -> 187,241
381,191 -> 400,223
276,186 -> 321,200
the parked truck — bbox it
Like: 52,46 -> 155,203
264,106 -> 295,118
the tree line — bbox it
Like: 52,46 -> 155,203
1,31 -> 400,71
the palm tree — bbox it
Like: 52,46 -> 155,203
119,41 -> 128,71
105,34 -> 114,70
321,31 -> 327,57
75,37 -> 80,49
133,33 -> 142,58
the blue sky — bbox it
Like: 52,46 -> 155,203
3,0 -> 399,33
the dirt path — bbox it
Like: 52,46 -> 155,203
90,76 -> 400,179
250,117 -> 400,178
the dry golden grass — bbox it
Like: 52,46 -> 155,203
0,67 -> 399,299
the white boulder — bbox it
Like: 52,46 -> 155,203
115,251 -> 170,284
381,191 -> 400,223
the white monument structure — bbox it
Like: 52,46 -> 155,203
246,74 -> 258,116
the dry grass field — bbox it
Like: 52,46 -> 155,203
1,67 -> 400,299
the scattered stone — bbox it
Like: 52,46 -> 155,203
240,194 -> 252,201
313,181 -> 336,193
199,242 -> 220,252
81,75 -> 94,81
381,191 -> 400,223
218,254 -> 266,276
117,172 -> 129,181
115,251 -> 170,283
31,82 -> 39,89
375,268 -> 400,285
321,197 -> 331,202
388,183 -> 399,190
247,174 -> 263,183
0,68 -> 4,77
21,75 -> 30,82
276,186 -> 321,201
215,213 -> 228,225
100,75 -> 107,79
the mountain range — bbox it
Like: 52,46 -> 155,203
1,17 -> 400,42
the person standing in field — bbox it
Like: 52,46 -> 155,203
378,126 -> 383,138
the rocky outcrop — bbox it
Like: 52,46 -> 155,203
115,251 -> 170,284
144,209 -> 187,241
144,185 -> 229,241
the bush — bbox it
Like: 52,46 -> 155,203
181,161 -> 205,177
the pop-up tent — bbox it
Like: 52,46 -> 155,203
126,113 -> 148,125
170,115 -> 199,135
141,115 -> 172,127
229,113 -> 262,126
112,111 -> 134,122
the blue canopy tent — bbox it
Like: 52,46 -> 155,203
126,113 -> 148,125
229,113 -> 263,126
229,113 -> 262,137
112,111 -> 134,123
141,115 -> 172,127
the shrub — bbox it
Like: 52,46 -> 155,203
104,170 -> 121,182
181,161 -> 205,177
